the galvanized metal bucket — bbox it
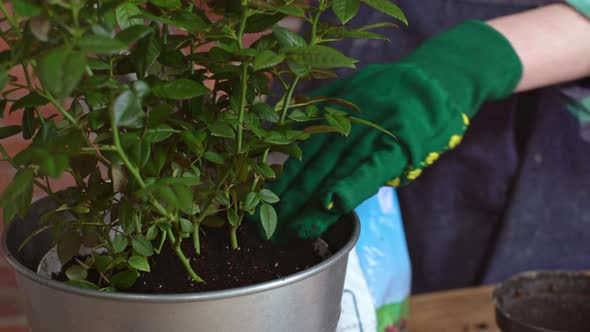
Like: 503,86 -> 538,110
2,197 -> 360,332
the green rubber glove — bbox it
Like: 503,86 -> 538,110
268,20 -> 523,242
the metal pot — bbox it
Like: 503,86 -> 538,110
494,270 -> 590,332
2,197 -> 360,332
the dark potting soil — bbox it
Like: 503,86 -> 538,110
56,218 -> 352,294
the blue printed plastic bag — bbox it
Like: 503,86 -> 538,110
337,187 -> 411,332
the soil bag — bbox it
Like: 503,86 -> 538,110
337,187 -> 412,332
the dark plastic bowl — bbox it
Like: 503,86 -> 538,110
494,271 -> 590,332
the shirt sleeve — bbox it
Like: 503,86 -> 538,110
566,0 -> 590,19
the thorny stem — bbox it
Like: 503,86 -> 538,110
236,63 -> 248,154
111,116 -> 200,280
167,228 -> 204,283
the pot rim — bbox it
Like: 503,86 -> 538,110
2,210 -> 360,303
493,270 -> 590,332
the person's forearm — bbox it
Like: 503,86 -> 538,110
487,3 -> 590,92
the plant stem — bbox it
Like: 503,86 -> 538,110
43,92 -> 81,130
236,63 -> 248,154
193,222 -> 200,254
110,117 -> 172,220
155,230 -> 167,254
21,63 -> 46,125
237,0 -> 249,49
279,77 -> 300,123
230,226 -> 238,250
310,10 -> 323,46
110,121 -> 145,188
0,2 -> 21,38
167,228 -> 204,283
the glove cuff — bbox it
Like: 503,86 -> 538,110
402,20 -> 522,117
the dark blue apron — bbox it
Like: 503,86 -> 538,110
296,0 -> 590,294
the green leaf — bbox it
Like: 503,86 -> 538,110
152,79 -> 209,100
94,255 -> 113,273
179,218 -> 194,233
276,5 -> 305,17
111,269 -> 139,289
303,125 -> 341,135
139,9 -> 207,32
132,236 -> 154,257
361,0 -> 407,24
118,200 -> 135,234
0,67 -> 7,92
341,29 -> 388,41
208,122 -> 234,138
112,234 -> 128,253
69,154 -> 98,179
0,125 -> 20,139
272,26 -> 306,49
245,13 -> 285,33
254,163 -> 276,178
112,90 -> 145,128
0,168 -> 33,222
10,92 -> 50,112
243,192 -> 260,212
260,203 -> 277,239
287,45 -> 356,69
116,25 -> 153,44
150,0 -> 181,9
21,108 -> 36,139
324,112 -> 352,136
65,265 -> 88,280
147,103 -> 175,127
145,124 -> 176,142
288,109 -> 309,122
227,209 -> 239,227
146,225 -> 159,240
356,22 -> 399,31
128,255 -> 151,272
12,0 -> 42,16
116,3 -> 144,29
156,183 -> 193,211
57,233 -> 81,264
252,50 -> 285,71
38,48 -> 87,99
65,279 -> 99,290
78,35 -> 127,55
252,102 -> 279,123
203,151 -> 224,164
350,116 -> 397,140
88,58 -> 110,70
333,0 -> 360,24
133,26 -> 161,76
272,143 -> 303,160
258,189 -> 280,204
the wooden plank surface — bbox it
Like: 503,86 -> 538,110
409,285 -> 500,332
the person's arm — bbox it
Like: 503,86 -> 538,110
487,3 -> 590,92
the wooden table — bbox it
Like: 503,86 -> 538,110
409,285 -> 500,332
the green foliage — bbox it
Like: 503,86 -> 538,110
0,0 -> 404,290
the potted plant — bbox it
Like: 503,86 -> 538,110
0,0 -> 405,330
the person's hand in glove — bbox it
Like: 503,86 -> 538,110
268,3 -> 590,242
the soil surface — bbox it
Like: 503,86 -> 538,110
56,218 -> 352,293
